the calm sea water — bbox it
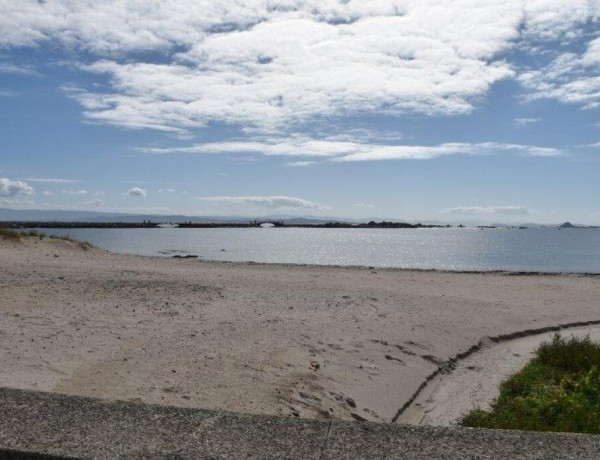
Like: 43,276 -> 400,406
36,227 -> 600,273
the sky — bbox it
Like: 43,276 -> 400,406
1,0 -> 599,224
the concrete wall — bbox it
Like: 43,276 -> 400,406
1,388 -> 598,459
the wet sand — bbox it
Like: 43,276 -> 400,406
1,237 -> 598,423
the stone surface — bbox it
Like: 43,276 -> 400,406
1,387 -> 600,459
322,421 -> 600,459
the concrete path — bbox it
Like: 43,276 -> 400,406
1,387 -> 599,459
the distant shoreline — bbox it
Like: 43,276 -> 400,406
1,220 -> 597,230
4,221 -> 598,230
0,221 -> 454,229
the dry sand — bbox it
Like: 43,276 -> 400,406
1,237 -> 599,423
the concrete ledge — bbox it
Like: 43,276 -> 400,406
1,388 -> 599,459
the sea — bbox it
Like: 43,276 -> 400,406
35,227 -> 600,274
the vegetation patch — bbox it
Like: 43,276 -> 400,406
0,228 -> 45,240
0,228 -> 23,240
0,228 -> 92,249
461,334 -> 600,434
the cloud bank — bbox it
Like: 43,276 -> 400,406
143,139 -> 563,162
0,178 -> 34,197
60,189 -> 88,196
514,118 -> 542,126
519,36 -> 600,110
84,198 -> 104,207
2,1 -> 598,134
198,195 -> 326,209
441,206 -> 532,215
20,177 -> 82,184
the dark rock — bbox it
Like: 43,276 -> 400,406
559,222 -> 577,228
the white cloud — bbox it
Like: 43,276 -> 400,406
42,191 -> 54,196
0,198 -> 35,207
158,188 -> 175,193
127,187 -> 147,197
514,117 -> 542,126
84,198 -> 104,207
521,1 -> 599,40
353,203 -> 374,208
5,1 -> 598,134
143,138 -> 563,161
0,62 -> 40,76
332,142 -> 562,162
322,129 -> 404,143
0,177 -> 34,197
286,161 -> 317,167
20,177 -> 82,183
61,189 -> 88,195
198,195 -> 327,209
142,137 -> 367,157
518,36 -> 600,109
0,198 -> 173,215
440,206 -> 532,215
0,1 -> 598,136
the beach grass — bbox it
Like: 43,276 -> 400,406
49,234 -> 93,250
1,228 -> 47,240
0,228 -> 24,240
461,333 -> 600,434
0,228 -> 91,249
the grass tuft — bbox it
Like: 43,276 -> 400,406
47,234 -> 93,249
461,333 -> 600,434
0,228 -> 46,240
0,228 -> 91,248
78,241 -> 92,251
0,228 -> 24,240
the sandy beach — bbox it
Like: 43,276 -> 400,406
1,237 -> 599,424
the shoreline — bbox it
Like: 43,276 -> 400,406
16,236 -> 600,277
7,231 -> 600,278
7,227 -> 599,275
1,237 -> 599,424
192,258 -> 600,277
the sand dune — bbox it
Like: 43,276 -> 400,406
1,237 -> 598,423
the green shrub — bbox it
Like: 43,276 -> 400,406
461,334 -> 600,434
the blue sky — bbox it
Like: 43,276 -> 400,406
1,1 -> 599,224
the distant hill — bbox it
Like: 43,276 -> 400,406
0,209 -> 250,224
559,222 -> 576,228
0,208 -> 424,225
2,208 -> 595,228
0,208 -> 360,225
